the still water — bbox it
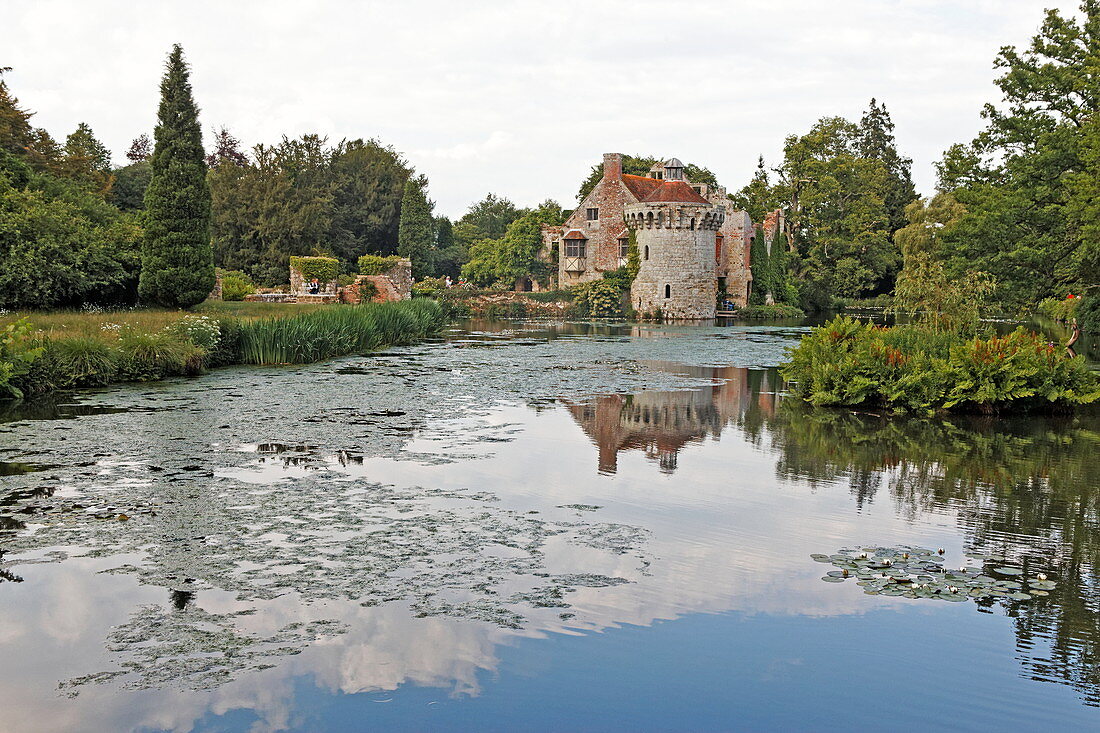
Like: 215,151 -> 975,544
0,320 -> 1098,732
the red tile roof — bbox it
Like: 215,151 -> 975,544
641,180 -> 710,204
621,174 -> 663,201
563,230 -> 587,239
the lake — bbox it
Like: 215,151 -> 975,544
1,319 -> 1098,732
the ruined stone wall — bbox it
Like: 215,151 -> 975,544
717,209 -> 753,306
627,203 -> 721,320
289,266 -> 337,296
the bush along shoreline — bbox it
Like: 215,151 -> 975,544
0,299 -> 444,399
782,316 -> 1100,416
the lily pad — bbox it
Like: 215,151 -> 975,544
993,567 -> 1023,576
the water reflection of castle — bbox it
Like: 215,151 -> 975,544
565,364 -> 779,474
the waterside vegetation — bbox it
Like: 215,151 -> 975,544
783,316 -> 1100,415
0,299 -> 443,398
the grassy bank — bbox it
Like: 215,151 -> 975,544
1,299 -> 444,398
782,316 -> 1100,415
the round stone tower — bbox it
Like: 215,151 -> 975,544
625,160 -> 725,319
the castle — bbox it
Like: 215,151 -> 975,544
542,153 -> 755,319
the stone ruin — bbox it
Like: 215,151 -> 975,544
343,258 -> 413,304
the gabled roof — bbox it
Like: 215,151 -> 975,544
621,174 -> 663,201
564,230 -> 588,240
641,180 -> 710,204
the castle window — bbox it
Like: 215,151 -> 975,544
586,208 -> 599,221
565,238 -> 587,258
619,238 -> 630,260
644,245 -> 649,260
664,284 -> 671,299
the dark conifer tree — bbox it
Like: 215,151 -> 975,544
770,222 -> 789,304
749,226 -> 770,305
139,44 -> 214,307
397,175 -> 434,279
858,98 -> 917,234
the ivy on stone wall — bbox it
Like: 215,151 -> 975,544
357,254 -> 403,275
289,256 -> 339,283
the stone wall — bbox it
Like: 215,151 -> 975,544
340,258 -> 413,304
289,265 -> 337,296
627,202 -> 722,320
717,209 -> 753,307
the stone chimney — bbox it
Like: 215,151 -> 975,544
603,153 -> 623,180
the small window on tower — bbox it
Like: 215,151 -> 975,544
586,208 -> 599,221
664,284 -> 671,299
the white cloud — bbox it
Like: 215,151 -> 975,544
3,0 -> 1084,216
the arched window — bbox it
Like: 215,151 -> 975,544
644,245 -> 649,260
664,284 -> 671,299
689,217 -> 695,231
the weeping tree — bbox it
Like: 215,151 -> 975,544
139,44 -> 214,307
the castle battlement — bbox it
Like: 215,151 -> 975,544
624,203 -> 725,231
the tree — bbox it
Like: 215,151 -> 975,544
777,117 -> 895,300
432,216 -> 465,278
455,193 -> 521,244
460,201 -> 565,287
858,99 -> 917,234
62,122 -> 113,194
0,160 -> 142,309
770,222 -> 792,304
110,161 -> 151,212
328,138 -> 411,260
0,74 -> 60,172
731,156 -> 781,222
139,44 -> 215,308
205,126 -> 249,168
933,1 -> 1100,307
397,175 -> 434,279
748,226 -> 769,305
126,134 -> 152,163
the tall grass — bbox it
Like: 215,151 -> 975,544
6,299 -> 445,396
238,300 -> 444,364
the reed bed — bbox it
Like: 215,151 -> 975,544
5,300 -> 444,396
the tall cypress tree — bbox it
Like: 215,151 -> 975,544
770,223 -> 789,304
749,225 -> 770,305
397,175 -> 434,279
139,44 -> 214,307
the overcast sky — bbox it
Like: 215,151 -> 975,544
4,0 -> 1082,217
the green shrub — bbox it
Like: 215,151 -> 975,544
116,330 -> 203,381
290,256 -> 340,283
220,270 -> 255,301
44,337 -> 118,388
165,314 -> 221,350
782,316 -> 1100,415
412,276 -> 447,297
0,318 -> 45,398
206,317 -> 242,367
357,254 -> 403,275
571,280 -> 624,318
1079,294 -> 1100,334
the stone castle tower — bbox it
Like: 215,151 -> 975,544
625,159 -> 725,319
